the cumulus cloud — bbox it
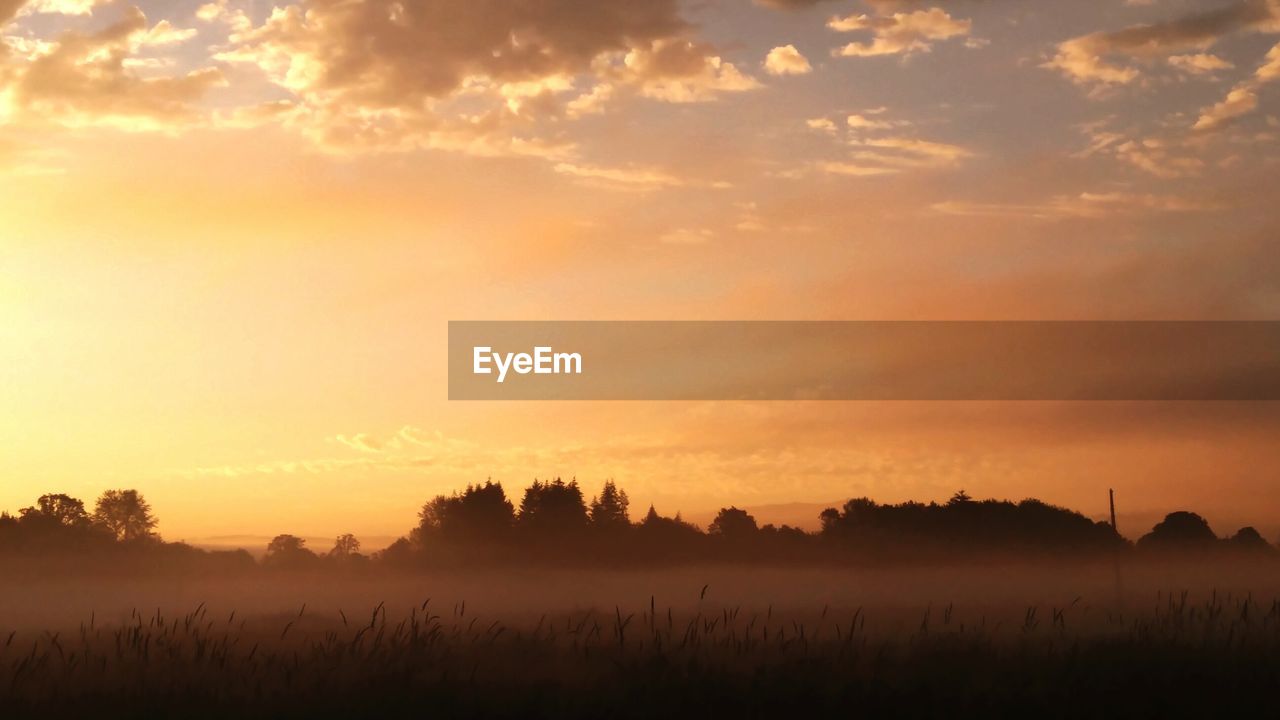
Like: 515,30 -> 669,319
17,0 -> 104,17
2,6 -> 223,131
194,0 -> 250,32
1045,0 -> 1279,88
620,38 -> 761,102
215,0 -> 758,156
137,19 -> 198,48
764,44 -> 812,75
564,82 -> 614,118
225,0 -> 686,104
828,8 -> 971,58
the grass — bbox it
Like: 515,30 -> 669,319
5,590 -> 1280,718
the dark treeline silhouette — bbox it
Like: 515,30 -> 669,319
2,481 -> 1277,572
0,490 -> 252,575
378,479 -> 1274,566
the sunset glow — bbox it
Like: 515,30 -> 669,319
3,0 -> 1279,546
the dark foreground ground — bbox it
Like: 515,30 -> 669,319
4,561 -> 1280,718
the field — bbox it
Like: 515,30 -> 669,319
5,562 -> 1280,717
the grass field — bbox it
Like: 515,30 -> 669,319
5,566 -> 1280,718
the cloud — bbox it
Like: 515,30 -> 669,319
17,0 -> 105,17
815,160 -> 899,176
1043,38 -> 1142,87
1194,86 -> 1261,130
1195,42 -> 1280,130
564,82 -> 614,118
331,426 -> 465,454
333,432 -> 385,453
813,136 -> 972,176
552,161 -> 693,191
803,107 -> 971,177
828,8 -> 971,58
850,135 -> 974,168
187,426 -> 482,478
1045,0 -> 1279,88
764,44 -> 812,75
659,227 -> 715,245
2,6 -> 223,131
216,0 -> 758,156
1167,53 -> 1234,75
932,191 -> 1224,220
806,117 -> 837,133
754,0 -> 832,8
1114,137 -> 1204,178
1072,118 -> 1213,179
620,38 -> 761,102
195,0 -> 250,32
226,0 -> 687,104
846,113 -> 907,129
137,20 -> 198,48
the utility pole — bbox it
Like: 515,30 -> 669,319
1109,488 -> 1118,534
1110,488 -> 1124,615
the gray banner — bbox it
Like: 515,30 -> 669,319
448,321 -> 1280,401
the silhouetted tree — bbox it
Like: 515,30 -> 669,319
330,533 -> 362,558
1229,527 -> 1272,554
709,507 -> 758,539
20,494 -> 91,528
267,534 -> 306,555
635,505 -> 704,559
417,481 -> 515,543
9,494 -> 110,551
518,478 -> 588,537
589,480 -> 631,531
93,489 -> 158,542
0,511 -> 17,551
819,507 -> 841,534
265,534 -> 318,568
816,494 -> 1121,558
377,537 -> 415,566
1138,512 -> 1217,551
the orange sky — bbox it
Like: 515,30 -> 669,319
2,0 -> 1280,545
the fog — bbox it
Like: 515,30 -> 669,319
8,560 -> 1280,634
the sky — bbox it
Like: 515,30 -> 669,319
2,0 -> 1279,546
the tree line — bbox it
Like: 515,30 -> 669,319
1,480 -> 1275,571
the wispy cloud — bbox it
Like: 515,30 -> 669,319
933,191 -> 1224,220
